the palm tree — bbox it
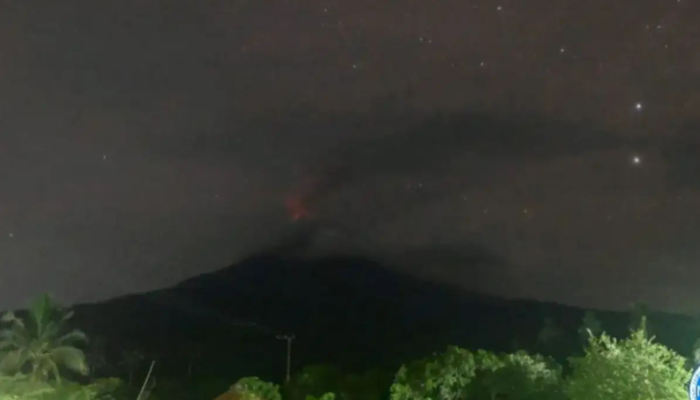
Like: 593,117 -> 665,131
0,294 -> 89,383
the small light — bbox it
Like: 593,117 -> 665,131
632,155 -> 642,165
8,233 -> 13,238
635,102 -> 643,110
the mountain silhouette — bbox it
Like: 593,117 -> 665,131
68,247 -> 699,381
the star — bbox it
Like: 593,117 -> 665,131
8,233 -> 13,238
634,102 -> 643,111
632,155 -> 642,165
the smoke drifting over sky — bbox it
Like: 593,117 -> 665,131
2,0 -> 700,313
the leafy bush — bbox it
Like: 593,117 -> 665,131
305,393 -> 335,400
390,346 -> 564,400
232,377 -> 281,400
43,378 -> 122,400
0,374 -> 54,400
472,351 -> 564,400
390,346 -> 476,400
0,373 -> 123,400
567,318 -> 690,400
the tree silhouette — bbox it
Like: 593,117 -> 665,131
0,294 -> 88,383
577,311 -> 603,343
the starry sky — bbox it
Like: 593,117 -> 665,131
2,0 -> 700,313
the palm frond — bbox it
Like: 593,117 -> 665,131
49,346 -> 89,376
1,312 -> 16,323
60,310 -> 75,323
56,330 -> 88,346
0,349 -> 29,374
6,317 -> 29,344
29,294 -> 53,335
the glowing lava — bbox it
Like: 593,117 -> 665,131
284,192 -> 312,221
284,174 -> 334,222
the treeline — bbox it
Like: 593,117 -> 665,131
226,318 -> 689,400
0,295 -> 696,400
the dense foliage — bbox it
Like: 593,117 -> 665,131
0,295 -> 88,382
389,347 -> 563,400
0,294 -> 695,400
390,346 -> 476,400
305,394 -> 335,400
233,377 -> 282,400
567,318 -> 689,400
283,365 -> 391,400
471,351 -> 564,400
0,374 -> 121,400
0,374 -> 54,400
0,296 -> 122,400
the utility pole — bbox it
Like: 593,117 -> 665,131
276,334 -> 295,382
136,360 -> 155,400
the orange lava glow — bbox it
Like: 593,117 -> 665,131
284,192 -> 311,221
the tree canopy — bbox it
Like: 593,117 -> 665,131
0,295 -> 88,383
567,317 -> 690,400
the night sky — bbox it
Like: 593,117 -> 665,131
2,0 -> 700,313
